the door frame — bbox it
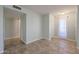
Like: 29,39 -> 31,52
3,7 -> 26,47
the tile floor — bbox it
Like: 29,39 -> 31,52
4,38 -> 79,54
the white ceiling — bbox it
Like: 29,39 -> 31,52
4,5 -> 76,19
21,5 -> 76,14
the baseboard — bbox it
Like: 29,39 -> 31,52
67,38 -> 75,42
52,36 -> 75,42
41,37 -> 50,40
0,50 -> 4,54
5,36 -> 20,40
21,39 -> 26,44
26,38 -> 41,44
26,37 -> 49,44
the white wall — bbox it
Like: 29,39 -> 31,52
14,19 -> 20,38
66,11 -> 76,40
49,14 -> 54,39
20,13 -> 26,43
4,17 -> 20,39
5,17 -> 14,39
50,14 -> 59,38
41,14 -> 49,40
76,6 -> 79,48
26,13 -> 42,44
0,6 -> 4,53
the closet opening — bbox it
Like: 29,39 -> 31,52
3,7 -> 26,53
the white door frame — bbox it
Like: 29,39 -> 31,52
3,7 -> 26,46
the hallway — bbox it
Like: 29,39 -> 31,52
4,38 -> 78,54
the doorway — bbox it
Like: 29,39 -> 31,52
58,16 -> 67,39
3,7 -> 26,53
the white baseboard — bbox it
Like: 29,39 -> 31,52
21,39 -> 26,44
26,37 -> 49,44
41,37 -> 50,40
0,50 -> 4,54
5,36 -> 20,40
52,36 -> 75,42
67,38 -> 75,42
26,38 -> 41,44
6,36 -> 27,44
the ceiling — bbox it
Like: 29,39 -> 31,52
4,5 -> 76,19
21,5 -> 76,14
